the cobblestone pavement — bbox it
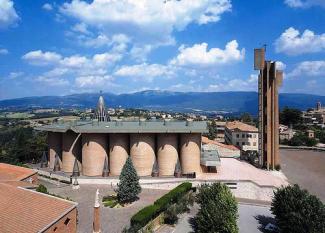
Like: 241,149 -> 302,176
42,181 -> 168,233
280,149 -> 325,202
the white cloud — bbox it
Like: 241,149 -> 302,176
42,3 -> 53,11
23,50 -> 123,88
22,50 -> 62,66
36,76 -> 69,86
170,40 -> 245,67
114,63 -> 174,81
287,60 -> 325,78
71,22 -> 90,34
130,45 -> 153,62
60,0 -> 231,45
207,76 -> 258,92
0,0 -> 19,28
22,50 -> 122,69
75,75 -> 114,88
277,61 -> 286,70
285,0 -> 325,8
8,71 -> 23,79
275,27 -> 325,55
0,48 -> 8,54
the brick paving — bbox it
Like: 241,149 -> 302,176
43,181 -> 168,233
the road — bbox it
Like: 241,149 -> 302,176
280,149 -> 325,202
173,203 -> 273,233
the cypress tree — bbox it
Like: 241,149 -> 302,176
116,156 -> 141,204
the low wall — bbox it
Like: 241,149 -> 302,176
280,145 -> 325,152
35,169 -> 276,202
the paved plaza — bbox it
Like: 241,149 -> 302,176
199,158 -> 288,187
280,149 -> 325,202
43,181 -> 168,233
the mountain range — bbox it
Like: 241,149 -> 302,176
1,91 -> 324,115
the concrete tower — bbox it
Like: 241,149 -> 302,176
95,94 -> 109,122
316,101 -> 321,111
254,48 -> 283,170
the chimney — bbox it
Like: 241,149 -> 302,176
93,189 -> 101,233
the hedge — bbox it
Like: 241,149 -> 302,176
130,182 -> 192,229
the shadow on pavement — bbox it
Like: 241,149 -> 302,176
255,215 -> 276,233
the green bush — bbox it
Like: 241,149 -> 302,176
271,184 -> 325,233
130,205 -> 160,229
164,205 -> 179,225
192,183 -> 238,233
154,182 -> 192,212
129,182 -> 192,231
36,184 -> 48,194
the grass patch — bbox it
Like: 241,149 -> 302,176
102,194 -> 120,208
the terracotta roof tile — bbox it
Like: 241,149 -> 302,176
0,183 -> 77,233
226,121 -> 258,132
202,136 -> 239,151
0,163 -> 36,182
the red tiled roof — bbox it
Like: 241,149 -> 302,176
202,136 -> 239,151
226,121 -> 258,132
0,183 -> 77,233
0,163 -> 36,182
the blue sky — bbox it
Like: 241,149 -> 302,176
0,0 -> 324,100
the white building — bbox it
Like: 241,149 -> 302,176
225,121 -> 259,152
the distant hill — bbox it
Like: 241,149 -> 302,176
1,91 -> 324,115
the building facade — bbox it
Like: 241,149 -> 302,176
36,96 -> 215,177
224,121 -> 259,152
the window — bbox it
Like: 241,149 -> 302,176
253,142 -> 256,146
236,134 -> 239,138
242,134 -> 245,138
236,142 -> 239,146
247,142 -> 251,146
64,218 -> 71,226
242,142 -> 245,145
253,134 -> 257,138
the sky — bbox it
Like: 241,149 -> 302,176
0,0 -> 324,100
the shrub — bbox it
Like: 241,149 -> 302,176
130,205 -> 160,229
271,184 -> 325,233
36,184 -> 48,194
164,205 -> 179,225
116,157 -> 141,204
154,182 -> 192,212
275,164 -> 281,171
129,182 -> 192,231
192,183 -> 238,233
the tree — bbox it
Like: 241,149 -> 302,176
271,184 -> 325,233
116,156 -> 141,204
192,183 -> 238,233
240,112 -> 252,123
207,121 -> 217,140
280,106 -> 303,126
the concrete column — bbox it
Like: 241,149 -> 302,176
109,134 -> 129,176
157,134 -> 178,176
180,133 -> 201,175
62,131 -> 82,173
48,132 -> 62,169
93,189 -> 101,233
130,133 -> 155,176
82,133 -> 108,176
